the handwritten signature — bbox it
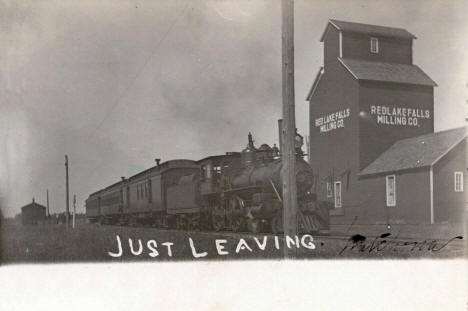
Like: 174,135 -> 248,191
338,233 -> 463,255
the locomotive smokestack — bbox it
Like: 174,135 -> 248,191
155,158 -> 161,167
121,176 -> 126,182
278,119 -> 283,153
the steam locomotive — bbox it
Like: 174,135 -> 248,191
85,132 -> 330,233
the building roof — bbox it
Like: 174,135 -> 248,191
306,66 -> 324,101
359,127 -> 467,176
338,58 -> 437,86
21,202 -> 46,211
320,19 -> 416,42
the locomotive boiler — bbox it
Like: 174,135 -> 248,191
213,133 -> 330,233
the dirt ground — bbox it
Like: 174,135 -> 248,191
0,221 -> 465,264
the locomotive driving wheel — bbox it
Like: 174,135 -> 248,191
187,214 -> 200,231
230,216 -> 246,232
247,218 -> 261,233
211,205 -> 225,232
228,197 -> 246,232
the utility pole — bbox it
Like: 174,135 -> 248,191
73,194 -> 76,229
65,155 -> 70,229
281,0 -> 298,259
278,119 -> 283,153
46,189 -> 49,218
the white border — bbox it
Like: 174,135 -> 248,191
0,261 -> 466,311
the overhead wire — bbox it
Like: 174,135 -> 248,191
76,1 -> 193,197
87,1 -> 193,140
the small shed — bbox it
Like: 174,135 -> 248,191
21,198 -> 47,225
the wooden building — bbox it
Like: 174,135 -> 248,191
21,198 -> 46,225
307,20 -> 466,225
359,127 -> 467,224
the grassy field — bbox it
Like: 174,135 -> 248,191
0,221 -> 465,263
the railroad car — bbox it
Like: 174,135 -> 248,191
86,133 -> 331,233
85,159 -> 201,227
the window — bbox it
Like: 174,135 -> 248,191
205,163 -> 212,179
148,179 -> 152,203
137,184 -> 143,200
126,186 -> 130,205
454,172 -> 464,192
201,165 -> 207,179
370,37 -> 379,53
386,175 -> 396,206
326,182 -> 333,198
334,181 -> 342,208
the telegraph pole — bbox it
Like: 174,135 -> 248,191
281,0 -> 298,259
65,155 -> 70,229
46,189 -> 50,217
73,194 -> 76,229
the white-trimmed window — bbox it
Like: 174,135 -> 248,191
334,181 -> 342,208
454,172 -> 464,192
386,175 -> 396,207
326,182 -> 333,198
370,37 -> 379,54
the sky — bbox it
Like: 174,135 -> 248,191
1,0 -> 467,218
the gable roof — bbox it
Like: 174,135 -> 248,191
338,58 -> 437,86
306,66 -> 324,101
359,127 -> 467,176
21,202 -> 46,210
320,19 -> 416,42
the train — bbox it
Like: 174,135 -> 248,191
85,132 -> 331,233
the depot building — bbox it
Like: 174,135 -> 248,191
307,19 -> 467,225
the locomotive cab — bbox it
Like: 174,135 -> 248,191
197,153 -> 241,195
